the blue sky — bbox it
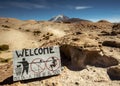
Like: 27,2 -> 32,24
0,0 -> 120,22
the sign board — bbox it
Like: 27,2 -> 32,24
13,46 -> 61,81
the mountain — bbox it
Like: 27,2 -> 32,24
49,14 -> 69,22
49,15 -> 91,23
63,18 -> 92,23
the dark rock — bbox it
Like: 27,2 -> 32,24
107,66 -> 120,80
75,82 -> 79,85
102,41 -> 120,48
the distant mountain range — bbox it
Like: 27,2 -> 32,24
49,15 -> 69,22
49,15 -> 91,23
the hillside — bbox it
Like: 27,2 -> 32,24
0,17 -> 120,86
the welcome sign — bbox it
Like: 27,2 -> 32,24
13,46 -> 61,81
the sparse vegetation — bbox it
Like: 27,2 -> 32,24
0,58 -> 11,63
111,31 -> 118,36
49,33 -> 53,36
2,25 -> 10,28
0,44 -> 9,51
46,32 -> 50,35
42,32 -> 54,40
25,29 -> 30,32
101,31 -> 108,34
101,31 -> 110,35
33,30 -> 41,35
72,38 -> 79,41
5,20 -> 8,22
43,35 -> 50,40
75,31 -> 82,35
43,34 -> 46,37
19,27 -> 22,30
100,30 -> 118,36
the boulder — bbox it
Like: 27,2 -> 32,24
61,45 -> 118,70
107,65 -> 120,80
112,24 -> 120,35
84,50 -> 118,67
60,45 -> 86,70
102,41 -> 120,48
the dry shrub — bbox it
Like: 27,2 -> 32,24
2,25 -> 10,28
19,27 -> 22,30
0,44 -> 9,51
49,33 -> 53,36
25,29 -> 30,32
0,58 -> 11,63
44,36 -> 50,40
75,31 -> 82,35
46,32 -> 50,35
72,38 -> 79,41
33,30 -> 41,35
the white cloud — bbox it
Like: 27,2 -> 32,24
9,2 -> 47,9
75,6 -> 92,10
106,18 -> 120,23
89,17 -> 120,23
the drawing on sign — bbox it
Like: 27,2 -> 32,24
46,56 -> 60,71
30,57 -> 60,73
17,58 -> 29,75
15,64 -> 22,76
30,58 -> 45,73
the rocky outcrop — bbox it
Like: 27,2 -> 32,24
107,65 -> 120,80
111,23 -> 120,36
61,45 -> 118,70
85,50 -> 118,67
41,34 -> 119,70
102,41 -> 120,48
112,24 -> 120,31
60,45 -> 87,70
100,30 -> 118,36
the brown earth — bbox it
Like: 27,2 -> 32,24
0,18 -> 120,86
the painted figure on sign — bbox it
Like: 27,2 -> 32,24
50,57 -> 57,70
15,65 -> 22,76
18,58 -> 29,75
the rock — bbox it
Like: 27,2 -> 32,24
100,31 -> 111,36
102,41 -> 120,48
100,30 -> 117,36
84,50 -> 118,67
111,31 -> 118,36
61,45 -> 87,70
70,47 -> 86,69
60,42 -> 118,69
41,34 -> 119,70
75,82 -> 79,85
113,24 -> 120,31
112,24 -> 120,35
107,65 -> 120,80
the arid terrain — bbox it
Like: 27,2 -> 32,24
0,17 -> 120,86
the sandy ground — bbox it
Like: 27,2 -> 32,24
0,18 -> 120,86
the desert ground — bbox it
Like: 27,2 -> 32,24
0,17 -> 120,86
